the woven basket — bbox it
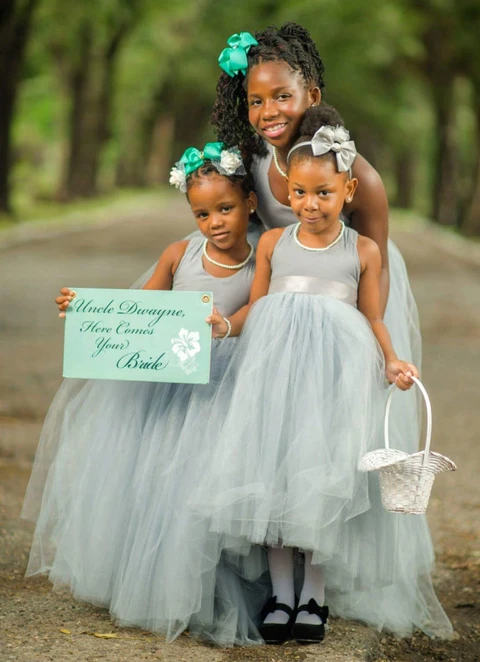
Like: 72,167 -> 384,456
359,377 -> 456,514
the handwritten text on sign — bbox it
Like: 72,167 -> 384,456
63,288 -> 213,384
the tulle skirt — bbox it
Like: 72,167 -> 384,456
21,340 -> 237,607
110,291 -> 450,643
382,239 -> 423,454
108,351 -> 270,644
22,237 -> 452,643
190,294 -> 386,550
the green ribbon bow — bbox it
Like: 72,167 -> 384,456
218,32 -> 258,77
180,142 -> 224,176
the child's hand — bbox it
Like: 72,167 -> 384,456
206,307 -> 229,338
56,287 -> 75,318
385,360 -> 419,391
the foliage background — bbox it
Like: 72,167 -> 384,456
2,0 -> 480,233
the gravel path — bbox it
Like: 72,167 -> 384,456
0,200 -> 478,661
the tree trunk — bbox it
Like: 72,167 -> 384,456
461,99 -> 480,236
0,0 -> 39,216
422,18 -> 459,226
115,115 -> 152,188
393,151 -> 415,209
116,78 -> 177,189
174,101 -> 212,157
431,83 -> 458,225
58,18 -> 131,200
57,22 -> 94,200
145,113 -> 175,185
116,147 -> 148,188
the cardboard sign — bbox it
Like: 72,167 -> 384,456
63,288 -> 213,384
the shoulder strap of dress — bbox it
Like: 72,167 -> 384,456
173,235 -> 203,277
184,235 -> 204,256
342,225 -> 361,283
271,225 -> 294,256
282,223 -> 297,241
343,225 -> 359,247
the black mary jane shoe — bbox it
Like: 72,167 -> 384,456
292,598 -> 329,644
258,595 -> 296,645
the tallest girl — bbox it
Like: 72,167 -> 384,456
212,24 -> 421,418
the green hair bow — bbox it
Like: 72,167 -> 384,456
169,142 -> 245,193
218,32 -> 258,77
180,142 -> 224,176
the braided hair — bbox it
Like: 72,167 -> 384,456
211,22 -> 326,160
186,163 -> 256,200
185,162 -> 260,224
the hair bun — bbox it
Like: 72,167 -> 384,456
299,103 -> 345,138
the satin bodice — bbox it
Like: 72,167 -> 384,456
268,224 -> 360,306
173,237 -> 255,317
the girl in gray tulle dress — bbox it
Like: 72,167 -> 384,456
21,143 -> 261,637
187,108 -> 452,644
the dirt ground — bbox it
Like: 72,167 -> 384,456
0,199 -> 479,661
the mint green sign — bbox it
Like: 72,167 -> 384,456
63,288 -> 213,384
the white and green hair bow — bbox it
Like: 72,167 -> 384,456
169,142 -> 246,193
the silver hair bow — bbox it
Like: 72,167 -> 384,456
288,125 -> 357,173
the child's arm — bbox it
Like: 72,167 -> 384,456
207,229 -> 282,338
357,235 -> 418,391
348,155 -> 390,315
56,241 -> 188,317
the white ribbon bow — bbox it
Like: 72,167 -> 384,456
310,125 -> 356,173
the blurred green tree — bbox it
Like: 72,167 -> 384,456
0,0 -> 40,216
114,0 -> 280,187
5,0 -> 480,235
456,0 -> 480,235
35,0 -> 144,200
406,0 -> 480,230
277,0 -> 426,208
114,0 -> 212,188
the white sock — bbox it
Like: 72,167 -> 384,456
263,546 -> 295,625
296,551 -> 326,625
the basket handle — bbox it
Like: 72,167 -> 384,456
384,376 -> 432,467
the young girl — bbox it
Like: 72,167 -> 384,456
213,23 -> 422,455
21,144 -> 260,628
186,107 -> 453,644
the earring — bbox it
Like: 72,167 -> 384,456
249,209 -> 255,214
346,197 -> 352,203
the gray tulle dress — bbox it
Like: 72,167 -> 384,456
251,143 -> 422,373
182,220 -> 451,642
21,236 -> 259,641
22,164 -> 452,645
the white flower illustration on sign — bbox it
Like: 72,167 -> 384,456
181,361 -> 199,375
171,329 -> 201,374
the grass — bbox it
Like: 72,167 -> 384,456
0,188 -> 170,233
389,208 -> 431,230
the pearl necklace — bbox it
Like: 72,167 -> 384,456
203,239 -> 254,270
273,147 -> 288,178
294,221 -> 345,252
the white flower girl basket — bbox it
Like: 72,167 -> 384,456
359,377 -> 456,514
